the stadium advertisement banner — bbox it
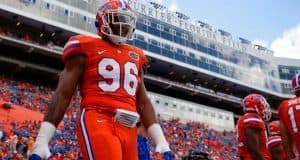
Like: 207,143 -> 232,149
127,0 -> 242,52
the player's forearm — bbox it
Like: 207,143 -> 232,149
32,96 -> 68,159
139,98 -> 157,129
249,150 -> 264,160
137,71 -> 157,129
270,147 -> 283,160
281,128 -> 296,159
284,145 -> 296,159
271,154 -> 282,160
285,141 -> 296,158
250,153 -> 264,160
44,91 -> 73,127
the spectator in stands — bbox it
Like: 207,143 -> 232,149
29,1 -> 172,160
9,134 -> 18,154
278,72 -> 300,160
16,137 -> 28,157
0,129 -> 5,142
0,25 -> 5,36
236,94 -> 271,160
22,33 -> 31,42
6,31 -> 12,37
27,136 -> 35,157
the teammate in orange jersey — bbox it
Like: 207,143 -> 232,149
267,120 -> 287,160
29,0 -> 173,160
237,93 -> 271,160
278,73 -> 300,160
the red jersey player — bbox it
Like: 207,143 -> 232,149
237,93 -> 271,160
267,120 -> 287,160
279,73 -> 300,160
29,0 -> 173,160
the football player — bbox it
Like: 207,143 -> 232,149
278,73 -> 300,160
29,0 -> 173,160
267,120 -> 287,160
237,93 -> 271,160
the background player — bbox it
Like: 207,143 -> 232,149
279,72 -> 300,160
237,93 -> 271,160
267,120 -> 287,160
29,0 -> 173,160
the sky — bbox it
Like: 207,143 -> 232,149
142,0 -> 300,59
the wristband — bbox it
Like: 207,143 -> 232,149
35,121 -> 56,144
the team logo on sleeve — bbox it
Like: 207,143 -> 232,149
129,51 -> 139,61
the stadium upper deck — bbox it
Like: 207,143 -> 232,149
0,0 -> 299,123
1,0 -> 299,97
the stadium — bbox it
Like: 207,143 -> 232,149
0,0 -> 299,159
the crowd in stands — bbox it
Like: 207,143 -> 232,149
160,119 -> 238,160
0,76 -> 238,159
0,24 -> 64,52
0,77 -> 53,114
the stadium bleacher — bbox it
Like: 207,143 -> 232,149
0,76 -> 238,159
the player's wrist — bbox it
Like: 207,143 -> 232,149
147,123 -> 170,152
35,121 -> 56,145
156,143 -> 171,153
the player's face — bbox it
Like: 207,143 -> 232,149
107,12 -> 135,38
109,23 -> 131,37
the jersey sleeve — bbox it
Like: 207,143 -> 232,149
135,48 -> 148,71
242,116 -> 264,129
62,35 -> 88,61
278,101 -> 287,120
267,136 -> 282,149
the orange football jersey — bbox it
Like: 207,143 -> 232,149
237,113 -> 270,160
267,135 -> 287,160
279,96 -> 300,158
62,35 -> 148,112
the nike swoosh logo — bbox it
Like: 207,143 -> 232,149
98,50 -> 107,55
97,120 -> 107,123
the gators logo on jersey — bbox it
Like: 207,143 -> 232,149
129,51 -> 139,61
